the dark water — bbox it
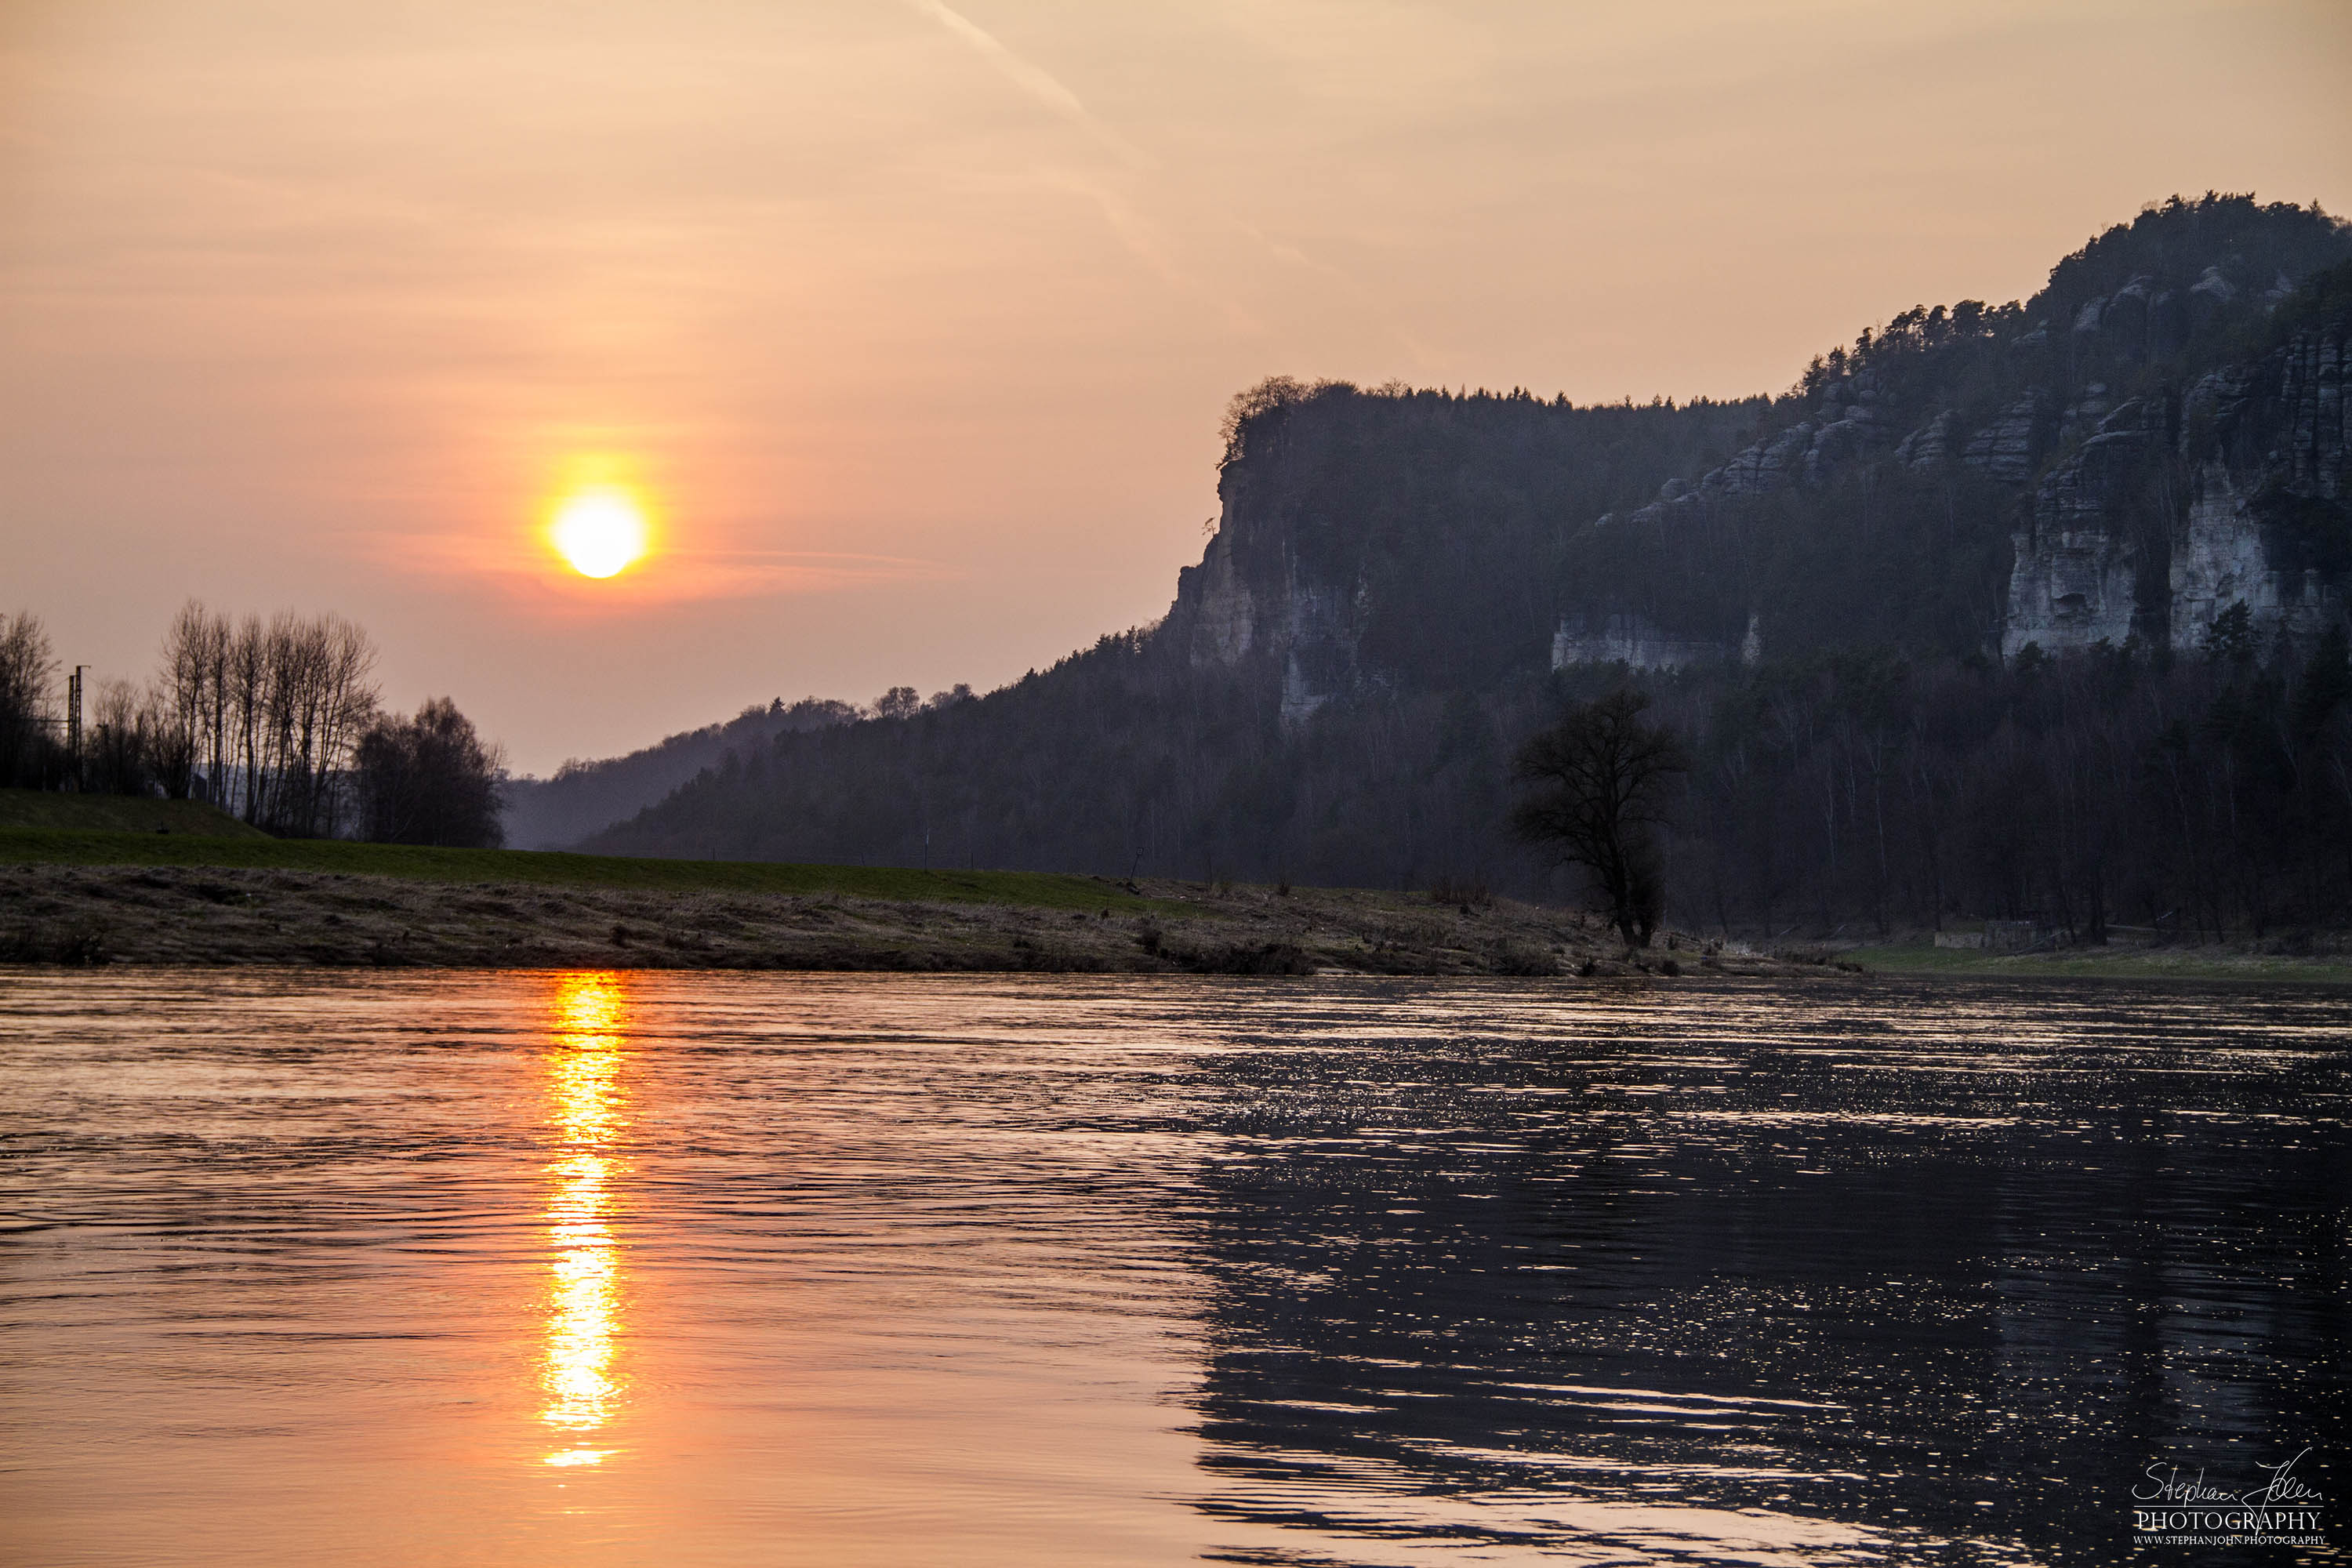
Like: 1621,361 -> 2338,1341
0,971 -> 2343,1566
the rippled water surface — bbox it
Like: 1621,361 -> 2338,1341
2,971 -> 2345,1566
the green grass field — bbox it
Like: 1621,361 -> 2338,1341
0,788 -> 270,837
0,814 -> 1160,912
1846,942 -> 2352,985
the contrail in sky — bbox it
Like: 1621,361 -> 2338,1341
906,0 -> 1423,360
907,0 -> 1153,169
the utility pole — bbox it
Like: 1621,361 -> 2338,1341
66,666 -> 85,791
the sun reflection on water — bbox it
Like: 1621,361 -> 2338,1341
540,971 -> 631,1466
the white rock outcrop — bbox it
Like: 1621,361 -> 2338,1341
2169,463 -> 2344,654
1552,613 -> 1734,672
2001,521 -> 2138,658
1184,523 -> 1257,665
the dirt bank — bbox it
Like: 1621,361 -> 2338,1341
0,863 -> 1789,978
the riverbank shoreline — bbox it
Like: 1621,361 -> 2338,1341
1844,939 -> 2352,985
0,861 -> 1780,978
5,822 -> 2343,982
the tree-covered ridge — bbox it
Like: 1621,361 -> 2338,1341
584,614 -> 2352,941
1188,382 -> 1766,695
2036,191 -> 2347,327
1548,198 -> 2350,669
1184,194 -> 2349,705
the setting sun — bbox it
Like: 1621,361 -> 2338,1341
550,488 -> 649,579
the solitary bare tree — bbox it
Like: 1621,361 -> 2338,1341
1510,689 -> 1690,948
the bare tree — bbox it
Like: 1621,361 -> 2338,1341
84,677 -> 154,795
158,601 -> 234,802
228,613 -> 267,822
1510,689 -> 1690,947
0,611 -> 59,787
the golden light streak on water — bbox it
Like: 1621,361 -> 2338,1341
539,971 -> 631,1466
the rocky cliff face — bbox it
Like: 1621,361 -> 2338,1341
2004,314 -> 2349,657
1175,463 -> 1367,725
2000,397 -> 2164,656
1169,201 -> 2349,717
1166,383 -> 1762,720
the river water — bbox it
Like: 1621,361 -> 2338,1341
1,971 -> 2343,1566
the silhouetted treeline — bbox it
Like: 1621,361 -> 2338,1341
589,630 -> 1294,879
588,624 -> 2352,940
354,697 -> 507,848
1,601 -> 505,847
1656,626 -> 2352,941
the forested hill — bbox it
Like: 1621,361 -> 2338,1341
503,697 -> 855,849
583,195 -> 2352,940
1173,191 -> 2350,714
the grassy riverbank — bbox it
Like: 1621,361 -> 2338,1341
0,826 -> 1171,913
0,804 -> 1773,975
0,857 -> 1775,976
0,784 -> 1165,913
6,797 -> 2338,983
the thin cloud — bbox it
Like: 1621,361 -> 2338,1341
908,2 -> 1250,321
905,2 -> 1414,354
387,531 -> 953,607
907,0 -> 1154,170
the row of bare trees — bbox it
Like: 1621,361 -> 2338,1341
0,602 -> 379,836
3,601 -> 503,846
152,603 -> 380,836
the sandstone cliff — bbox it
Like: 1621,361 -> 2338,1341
2003,299 -> 2347,658
1168,197 -> 2350,716
1165,383 -> 1762,718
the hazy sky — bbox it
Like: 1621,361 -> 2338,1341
4,1 -> 2347,772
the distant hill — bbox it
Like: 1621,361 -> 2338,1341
500,697 -> 857,848
575,194 -> 2352,940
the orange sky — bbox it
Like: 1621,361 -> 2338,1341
2,0 -> 2347,773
